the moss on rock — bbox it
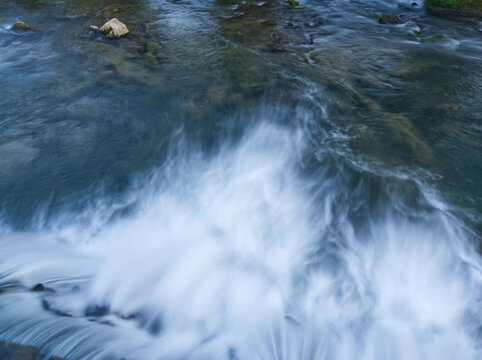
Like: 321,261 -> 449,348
426,0 -> 482,17
11,21 -> 38,32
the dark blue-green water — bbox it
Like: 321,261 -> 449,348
0,1 -> 481,359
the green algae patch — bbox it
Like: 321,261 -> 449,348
286,0 -> 300,7
426,0 -> 482,17
419,35 -> 440,43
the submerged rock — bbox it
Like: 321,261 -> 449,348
285,0 -> 300,7
97,5 -> 132,20
0,342 -> 64,360
269,42 -> 287,53
32,283 -> 54,292
437,102 -> 464,112
379,14 -> 401,24
66,13 -> 87,19
99,18 -> 129,39
386,112 -> 433,164
11,21 -> 38,33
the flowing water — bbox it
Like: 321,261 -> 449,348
0,0 -> 481,359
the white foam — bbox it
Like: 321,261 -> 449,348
0,122 -> 480,359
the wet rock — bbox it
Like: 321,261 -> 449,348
32,283 -> 54,292
99,18 -> 129,39
32,283 -> 45,291
419,35 -> 439,43
239,83 -> 265,98
444,123 -> 459,135
269,42 -> 287,53
285,0 -> 300,7
207,84 -> 233,105
42,298 -> 72,317
411,2 -> 418,6
85,304 -> 109,316
386,112 -> 433,164
0,341 -> 64,360
437,102 -> 464,112
88,41 -> 161,85
89,25 -> 99,32
11,21 -> 38,33
88,317 -> 115,326
118,312 -> 137,320
379,14 -> 401,24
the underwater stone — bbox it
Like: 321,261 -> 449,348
285,0 -> 300,7
99,18 -> 129,39
425,0 -> 482,17
379,14 -> 401,24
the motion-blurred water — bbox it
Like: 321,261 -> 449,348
0,1 -> 481,359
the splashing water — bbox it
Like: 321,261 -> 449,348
0,121 -> 480,360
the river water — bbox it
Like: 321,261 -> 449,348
0,1 -> 481,359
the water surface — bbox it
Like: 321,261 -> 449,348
0,1 -> 481,359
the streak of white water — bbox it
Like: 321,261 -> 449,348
0,123 -> 481,359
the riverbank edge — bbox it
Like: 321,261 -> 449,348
426,6 -> 482,17
425,0 -> 482,18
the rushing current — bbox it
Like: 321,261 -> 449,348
0,0 -> 481,359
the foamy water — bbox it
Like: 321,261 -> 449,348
0,122 -> 480,359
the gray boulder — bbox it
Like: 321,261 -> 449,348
99,18 -> 129,39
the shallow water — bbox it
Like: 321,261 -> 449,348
0,1 -> 481,359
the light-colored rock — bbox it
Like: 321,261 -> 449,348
89,25 -> 99,32
99,18 -> 129,39
11,22 -> 38,33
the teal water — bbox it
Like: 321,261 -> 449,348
0,1 -> 481,359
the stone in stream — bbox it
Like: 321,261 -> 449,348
437,102 -> 464,112
385,112 -> 433,164
285,0 -> 300,7
96,5 -> 132,19
11,21 -> 38,33
32,283 -> 45,291
379,14 -> 401,24
66,13 -> 87,19
99,18 -> 129,39
32,283 -> 54,292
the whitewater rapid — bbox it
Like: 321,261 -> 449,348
0,121 -> 480,360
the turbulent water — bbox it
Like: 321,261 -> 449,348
0,0 -> 481,359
